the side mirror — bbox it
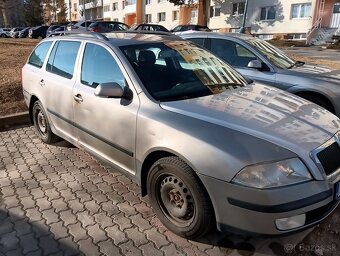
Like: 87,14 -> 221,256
247,60 -> 262,69
94,82 -> 124,98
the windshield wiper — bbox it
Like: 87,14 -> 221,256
288,61 -> 305,69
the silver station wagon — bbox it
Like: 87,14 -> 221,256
22,31 -> 340,239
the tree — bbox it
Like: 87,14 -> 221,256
168,0 -> 210,26
0,0 -> 10,27
56,0 -> 67,23
24,0 -> 44,26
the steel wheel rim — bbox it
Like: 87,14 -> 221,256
156,173 -> 195,227
37,108 -> 47,135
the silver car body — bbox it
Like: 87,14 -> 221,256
180,32 -> 340,117
22,32 -> 340,236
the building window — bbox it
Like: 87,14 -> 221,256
260,6 -> 276,20
191,9 -> 197,18
172,10 -> 179,21
146,0 -> 151,4
103,5 -> 110,12
113,18 -> 119,22
291,3 -> 312,19
256,34 -> 274,40
145,14 -> 152,23
287,33 -> 307,40
158,0 -> 166,3
74,3 -> 77,11
158,12 -> 166,22
126,0 -> 136,5
232,2 -> 245,15
113,2 -> 118,11
210,5 -> 221,17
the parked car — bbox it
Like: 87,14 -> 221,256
68,20 -> 94,31
0,28 -> 11,38
46,25 -> 61,37
170,24 -> 211,34
130,23 -> 169,32
29,25 -> 49,39
181,32 -> 340,116
18,27 -> 31,38
88,21 -> 129,33
9,27 -> 24,38
22,31 -> 340,239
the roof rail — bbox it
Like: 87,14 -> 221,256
110,30 -> 173,36
48,30 -> 109,41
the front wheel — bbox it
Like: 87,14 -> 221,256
32,100 -> 60,144
147,156 -> 214,239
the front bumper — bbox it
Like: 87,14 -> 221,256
199,173 -> 340,236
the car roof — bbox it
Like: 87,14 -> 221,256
45,31 -> 184,47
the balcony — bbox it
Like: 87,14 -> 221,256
85,0 -> 102,10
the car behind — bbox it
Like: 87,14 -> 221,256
181,31 -> 340,117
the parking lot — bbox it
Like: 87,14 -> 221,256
0,125 -> 315,256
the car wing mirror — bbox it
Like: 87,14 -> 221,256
94,82 -> 124,98
247,60 -> 262,69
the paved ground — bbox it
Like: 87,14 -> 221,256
282,46 -> 340,62
0,125 -> 313,256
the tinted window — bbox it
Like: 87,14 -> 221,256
187,38 -> 205,47
81,43 -> 125,88
46,41 -> 80,79
28,41 -> 53,68
210,39 -> 256,67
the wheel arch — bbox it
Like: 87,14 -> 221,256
28,95 -> 39,124
140,149 -> 205,197
294,90 -> 335,114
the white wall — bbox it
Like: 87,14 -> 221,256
208,0 -> 316,35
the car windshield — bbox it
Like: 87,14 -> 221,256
246,38 -> 295,69
121,41 -> 248,101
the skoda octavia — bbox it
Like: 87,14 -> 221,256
22,31 -> 340,239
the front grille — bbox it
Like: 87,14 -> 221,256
317,142 -> 340,175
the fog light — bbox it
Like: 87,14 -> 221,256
275,214 -> 306,231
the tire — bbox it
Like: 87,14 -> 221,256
299,94 -> 334,113
1,34 -> 6,38
147,156 -> 214,239
32,101 -> 60,144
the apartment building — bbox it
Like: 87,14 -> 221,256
66,0 -> 80,21
72,0 -> 339,43
208,0 -> 340,42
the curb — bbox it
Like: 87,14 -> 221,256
0,111 -> 30,130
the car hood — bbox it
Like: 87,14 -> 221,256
160,83 -> 340,153
283,64 -> 340,85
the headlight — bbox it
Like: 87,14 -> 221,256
232,158 -> 312,189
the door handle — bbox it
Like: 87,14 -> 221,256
39,79 -> 45,86
73,94 -> 83,103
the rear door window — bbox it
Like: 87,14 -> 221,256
46,41 -> 81,79
28,41 -> 53,68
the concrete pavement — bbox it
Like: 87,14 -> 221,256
0,125 -> 312,255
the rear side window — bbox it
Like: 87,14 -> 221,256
46,41 -> 81,79
28,41 -> 53,68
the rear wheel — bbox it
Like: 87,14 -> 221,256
147,156 -> 214,239
32,100 -> 60,144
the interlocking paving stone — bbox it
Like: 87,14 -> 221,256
0,126 -> 315,256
